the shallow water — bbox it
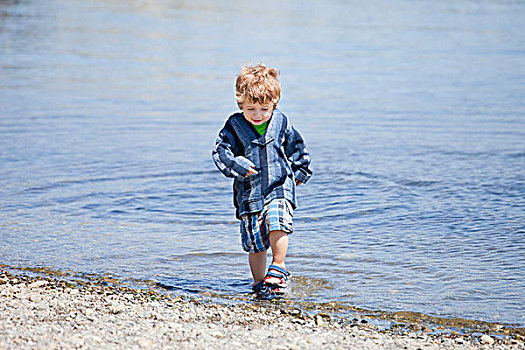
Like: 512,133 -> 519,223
1,0 -> 524,326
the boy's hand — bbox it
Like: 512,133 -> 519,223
246,166 -> 258,177
295,180 -> 302,186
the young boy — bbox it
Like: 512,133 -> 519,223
212,64 -> 312,298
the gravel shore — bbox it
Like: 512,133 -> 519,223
0,270 -> 523,349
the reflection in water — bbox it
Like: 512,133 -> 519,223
0,0 -> 524,326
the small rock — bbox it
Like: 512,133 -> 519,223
167,322 -> 179,329
84,308 -> 95,316
27,293 -> 41,303
70,334 -> 84,347
35,302 -> 49,311
109,303 -> 126,314
92,335 -> 102,343
137,337 -> 152,347
480,334 -> 495,345
315,315 -> 326,327
291,318 -> 306,325
317,312 -> 331,320
288,308 -> 301,317
29,280 -> 48,289
306,335 -> 324,347
149,312 -> 161,320
210,330 -> 223,338
422,326 -> 432,333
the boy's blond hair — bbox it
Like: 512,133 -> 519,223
235,64 -> 281,109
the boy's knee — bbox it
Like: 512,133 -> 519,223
269,230 -> 287,235
270,230 -> 288,235
269,230 -> 289,242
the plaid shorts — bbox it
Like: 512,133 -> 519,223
240,198 -> 294,253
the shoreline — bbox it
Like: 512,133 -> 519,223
1,267 -> 523,349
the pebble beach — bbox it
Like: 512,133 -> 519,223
0,270 -> 523,350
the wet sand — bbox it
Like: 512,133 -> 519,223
0,270 -> 523,349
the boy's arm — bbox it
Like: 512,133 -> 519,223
212,126 -> 255,181
284,125 -> 313,185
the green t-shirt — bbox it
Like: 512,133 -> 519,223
252,121 -> 268,136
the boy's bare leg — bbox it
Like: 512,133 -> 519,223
269,230 -> 289,269
249,251 -> 267,286
250,231 -> 289,287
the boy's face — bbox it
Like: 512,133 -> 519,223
241,102 -> 273,125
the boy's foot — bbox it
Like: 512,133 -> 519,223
262,265 -> 290,295
251,265 -> 291,300
252,281 -> 276,300
252,280 -> 264,293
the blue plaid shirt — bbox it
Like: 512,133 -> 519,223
213,109 -> 312,219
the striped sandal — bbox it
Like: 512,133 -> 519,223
252,280 -> 276,300
263,265 -> 290,295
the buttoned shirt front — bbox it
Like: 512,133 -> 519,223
212,109 -> 312,219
